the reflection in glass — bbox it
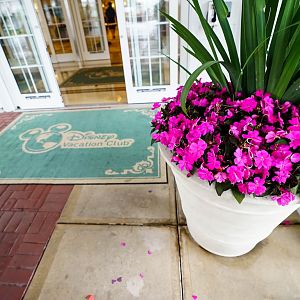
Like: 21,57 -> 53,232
1,37 -> 38,67
0,0 -> 29,36
12,67 -> 47,94
125,0 -> 171,87
0,0 -> 50,94
140,58 -> 150,86
40,0 -> 71,54
77,0 -> 105,53
58,25 -> 68,39
53,40 -> 72,53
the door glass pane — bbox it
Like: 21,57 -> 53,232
124,0 -> 170,87
12,67 -> 47,93
77,0 -> 105,53
40,0 -> 72,54
0,0 -> 50,94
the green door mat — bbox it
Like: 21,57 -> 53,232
60,66 -> 125,88
0,108 -> 166,184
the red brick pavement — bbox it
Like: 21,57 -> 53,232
0,112 -> 74,299
0,112 -> 20,132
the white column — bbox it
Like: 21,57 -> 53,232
0,72 -> 15,112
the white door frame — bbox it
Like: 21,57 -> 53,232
116,0 -> 179,104
71,0 -> 110,61
0,0 -> 63,110
34,0 -> 77,63
0,72 -> 15,112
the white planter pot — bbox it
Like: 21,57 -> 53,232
159,144 -> 300,257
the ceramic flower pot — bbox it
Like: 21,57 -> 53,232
160,144 -> 300,257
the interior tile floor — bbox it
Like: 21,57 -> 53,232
54,67 -> 127,107
0,112 -> 300,300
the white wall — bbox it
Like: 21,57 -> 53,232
180,0 -> 242,83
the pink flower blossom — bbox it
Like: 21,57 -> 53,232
243,168 -> 253,180
151,82 -> 300,206
193,98 -> 208,107
286,131 -> 300,149
242,130 -> 263,145
214,172 -> 227,183
207,150 -> 221,170
152,102 -> 161,110
281,102 -> 291,113
262,125 -> 275,133
178,154 -> 195,172
198,121 -> 214,135
274,159 -> 293,173
271,145 -> 292,160
226,166 -> 244,184
291,153 -> 300,163
255,90 -> 264,97
261,95 -> 274,116
272,169 -> 291,184
288,117 -> 300,131
186,127 -> 202,143
234,148 -> 251,167
272,190 -> 295,206
189,140 -> 207,159
238,183 -> 248,194
265,131 -> 276,143
254,150 -> 272,170
247,177 -> 266,195
198,167 -> 214,181
240,97 -> 257,112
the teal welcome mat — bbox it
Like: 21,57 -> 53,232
0,108 -> 166,184
60,66 -> 125,88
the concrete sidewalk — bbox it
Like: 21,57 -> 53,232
25,171 -> 300,300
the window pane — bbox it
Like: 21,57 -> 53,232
124,0 -> 171,87
0,0 -> 29,36
141,59 -> 150,86
40,0 -> 72,56
12,67 -> 47,94
0,0 -> 50,94
31,67 -> 47,93
0,36 -> 39,67
161,57 -> 170,85
77,0 -> 105,53
58,24 -> 69,39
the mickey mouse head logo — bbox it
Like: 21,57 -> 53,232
19,123 -> 72,154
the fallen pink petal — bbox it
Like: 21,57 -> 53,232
120,241 -> 127,247
139,272 -> 144,279
112,277 -> 122,284
147,250 -> 153,255
85,295 -> 95,300
282,220 -> 292,226
192,295 -> 198,300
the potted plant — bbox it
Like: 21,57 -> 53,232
151,0 -> 300,257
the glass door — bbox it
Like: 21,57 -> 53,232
115,0 -> 178,103
72,0 -> 110,61
34,0 -> 76,63
0,0 -> 63,109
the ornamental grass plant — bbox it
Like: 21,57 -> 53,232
151,0 -> 300,205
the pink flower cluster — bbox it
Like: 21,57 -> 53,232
151,81 -> 300,206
